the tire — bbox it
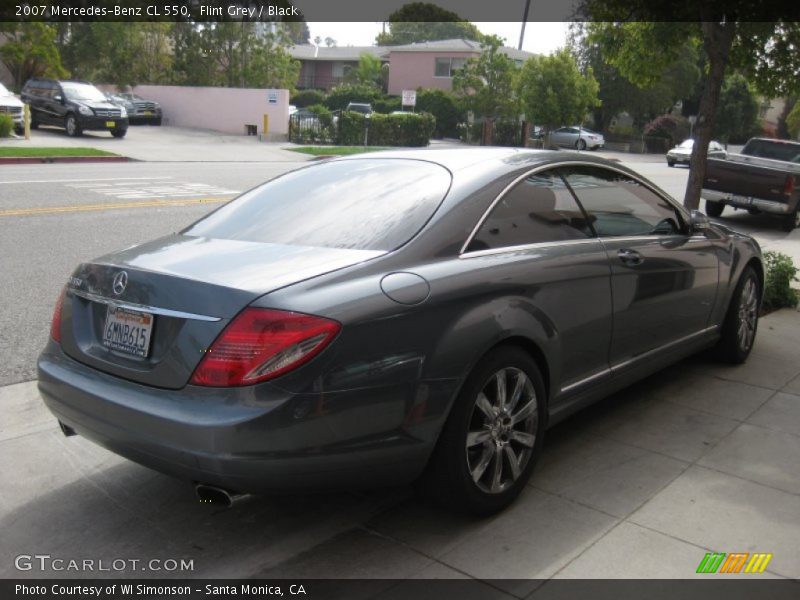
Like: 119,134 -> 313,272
715,266 -> 760,364
422,346 -> 547,516
576,139 -> 587,151
65,114 -> 81,137
781,210 -> 800,232
667,160 -> 675,167
154,117 -> 162,126
111,128 -> 127,138
705,199 -> 724,218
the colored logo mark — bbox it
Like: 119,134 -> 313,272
696,552 -> 773,574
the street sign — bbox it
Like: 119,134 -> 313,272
402,90 -> 416,107
267,90 -> 278,104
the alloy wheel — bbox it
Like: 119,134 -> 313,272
737,278 -> 758,352
465,367 -> 537,494
66,116 -> 76,136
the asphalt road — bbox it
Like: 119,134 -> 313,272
0,161 -> 305,386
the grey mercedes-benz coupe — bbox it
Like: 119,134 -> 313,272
38,148 -> 762,515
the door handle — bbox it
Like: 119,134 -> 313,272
617,248 -> 643,265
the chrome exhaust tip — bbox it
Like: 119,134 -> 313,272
194,483 -> 252,508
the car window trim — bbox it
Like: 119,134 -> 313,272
460,160 -> 690,256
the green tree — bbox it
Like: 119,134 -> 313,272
580,2 -> 800,210
517,49 -> 600,134
0,23 -> 67,89
452,36 -> 519,119
376,2 -> 484,45
786,101 -> 800,140
714,74 -> 760,143
344,54 -> 387,89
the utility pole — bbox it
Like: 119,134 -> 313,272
518,0 -> 532,50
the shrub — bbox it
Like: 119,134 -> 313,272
373,96 -> 402,114
415,89 -> 464,139
0,114 -> 13,137
763,251 -> 799,311
291,89 -> 326,108
324,84 -> 383,111
335,111 -> 435,147
643,114 -> 690,147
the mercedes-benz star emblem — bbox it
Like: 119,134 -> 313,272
112,271 -> 128,296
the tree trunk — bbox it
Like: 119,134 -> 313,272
683,21 -> 736,211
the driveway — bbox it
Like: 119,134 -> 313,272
2,309 -> 799,585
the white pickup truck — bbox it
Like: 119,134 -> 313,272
0,82 -> 24,134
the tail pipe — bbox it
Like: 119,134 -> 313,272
194,483 -> 253,508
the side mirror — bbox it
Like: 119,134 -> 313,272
53,94 -> 63,103
690,210 -> 711,232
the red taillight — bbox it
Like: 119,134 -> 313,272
50,287 -> 66,343
784,175 -> 795,197
190,308 -> 341,387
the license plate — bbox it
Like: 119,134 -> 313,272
102,306 -> 153,358
106,121 -> 115,128
143,111 -> 152,116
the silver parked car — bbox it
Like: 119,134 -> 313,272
550,126 -> 605,150
38,149 -> 762,515
667,139 -> 727,166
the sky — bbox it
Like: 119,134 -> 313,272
306,22 -> 572,55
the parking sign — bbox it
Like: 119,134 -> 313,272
402,90 -> 416,107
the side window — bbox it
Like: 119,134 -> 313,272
466,170 -> 593,252
560,166 -> 684,237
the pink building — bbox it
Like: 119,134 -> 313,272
289,39 -> 534,95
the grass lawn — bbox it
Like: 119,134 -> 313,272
287,146 -> 391,156
0,147 -> 119,158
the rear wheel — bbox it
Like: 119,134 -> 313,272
65,114 -> 81,137
423,346 -> 547,515
705,199 -> 724,218
781,210 -> 800,232
716,266 -> 760,364
576,139 -> 587,151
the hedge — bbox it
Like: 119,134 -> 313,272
324,84 -> 384,111
291,89 -> 326,108
337,111 -> 435,147
415,89 -> 464,139
0,114 -> 13,137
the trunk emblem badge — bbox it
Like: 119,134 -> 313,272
112,271 -> 128,296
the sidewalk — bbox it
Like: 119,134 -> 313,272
1,308 -> 798,584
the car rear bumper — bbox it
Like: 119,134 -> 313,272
702,188 -> 796,215
37,341 -> 446,493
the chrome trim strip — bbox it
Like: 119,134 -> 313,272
559,368 -> 612,395
610,325 -> 719,372
70,289 -> 222,322
460,160 -> 689,256
458,237 -> 601,259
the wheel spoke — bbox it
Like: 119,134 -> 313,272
504,445 -> 522,481
490,446 -> 504,492
471,443 -> 494,483
466,429 -> 492,448
511,398 -> 536,425
506,371 -> 527,414
495,370 -> 507,411
510,430 -> 536,448
476,393 -> 494,421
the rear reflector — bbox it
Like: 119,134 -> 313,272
50,287 -> 66,343
784,175 -> 795,197
190,308 -> 341,387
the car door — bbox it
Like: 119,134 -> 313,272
559,165 -> 719,368
38,82 -> 61,125
463,168 -> 614,395
550,128 -> 571,146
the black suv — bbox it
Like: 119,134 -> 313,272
21,79 -> 129,138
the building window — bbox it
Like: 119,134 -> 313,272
434,57 -> 467,78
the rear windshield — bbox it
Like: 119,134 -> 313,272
184,159 -> 452,251
742,139 -> 800,163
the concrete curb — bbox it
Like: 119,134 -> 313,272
0,155 -> 133,165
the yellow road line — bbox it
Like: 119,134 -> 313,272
0,196 -> 232,218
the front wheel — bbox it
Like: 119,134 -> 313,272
667,160 -> 675,167
111,128 -> 127,138
781,210 -> 800,232
575,139 -> 587,151
715,266 -> 760,364
65,114 -> 81,137
705,199 -> 724,218
422,346 -> 547,515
